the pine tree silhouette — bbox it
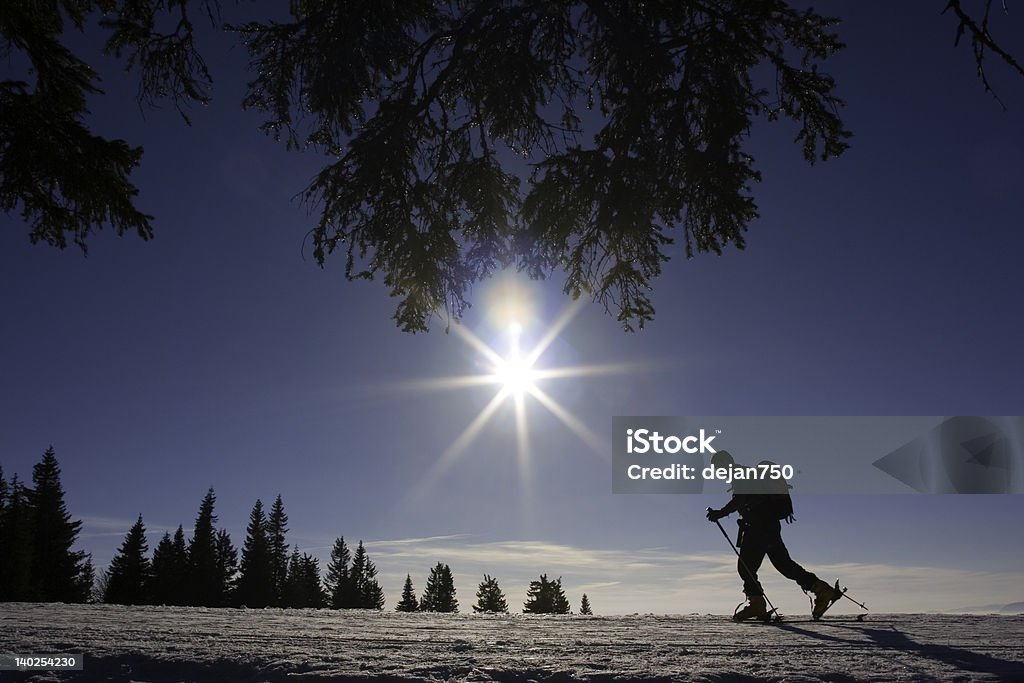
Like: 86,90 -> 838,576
420,563 -> 458,613
351,541 -> 385,609
150,526 -> 188,605
267,495 -> 289,606
186,488 -> 222,606
579,593 -> 593,615
473,574 -> 509,613
523,574 -> 570,614
28,447 -> 92,602
396,574 -> 419,612
325,537 -> 355,608
236,499 -> 275,607
0,475 -> 34,601
104,515 -> 151,605
215,528 -> 238,604
284,549 -> 326,608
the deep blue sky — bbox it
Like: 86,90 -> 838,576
2,2 -> 1022,614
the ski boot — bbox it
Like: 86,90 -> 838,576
733,593 -> 769,622
810,579 -> 842,620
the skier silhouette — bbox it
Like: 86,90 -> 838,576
705,450 -> 840,621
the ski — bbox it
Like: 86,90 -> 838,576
739,615 -> 871,624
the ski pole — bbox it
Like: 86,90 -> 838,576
706,508 -> 780,621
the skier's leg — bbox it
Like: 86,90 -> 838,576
765,535 -> 818,590
738,532 -> 767,597
732,530 -> 770,620
765,533 -> 840,618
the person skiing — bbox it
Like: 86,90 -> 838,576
705,450 -> 841,621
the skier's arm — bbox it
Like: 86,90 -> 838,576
706,494 -> 741,521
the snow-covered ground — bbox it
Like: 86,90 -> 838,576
1,603 -> 1022,682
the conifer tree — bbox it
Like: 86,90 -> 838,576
579,593 -> 593,615
473,574 -> 509,613
349,540 -> 367,604
325,536 -> 355,609
186,488 -> 221,606
349,541 -> 385,609
103,515 -> 152,605
79,556 -> 97,604
235,499 -> 275,607
361,554 -> 385,610
150,526 -> 188,605
267,495 -> 290,606
420,563 -> 458,613
0,465 -> 7,520
283,549 -> 326,608
215,528 -> 238,605
523,574 -> 571,614
28,447 -> 92,602
0,475 -> 34,601
396,574 -> 419,612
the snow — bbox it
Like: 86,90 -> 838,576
1,603 -> 1023,682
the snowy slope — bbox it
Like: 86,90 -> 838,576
1,603 -> 1022,682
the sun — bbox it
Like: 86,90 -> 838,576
387,285 -> 648,505
491,322 -> 536,398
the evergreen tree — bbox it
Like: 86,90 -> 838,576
150,526 -> 188,605
28,447 -> 92,602
283,549 -> 326,608
523,575 -> 570,614
186,488 -> 222,606
473,574 -> 509,613
267,495 -> 290,607
79,556 -> 97,604
325,536 -> 355,609
420,563 -> 458,613
235,499 -> 275,607
215,528 -> 238,605
349,541 -> 385,609
396,574 -> 419,612
103,515 -> 152,605
0,475 -> 34,601
579,593 -> 593,615
361,555 -> 385,610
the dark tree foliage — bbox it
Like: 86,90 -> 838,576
0,0 -> 153,251
472,574 -> 509,613
396,574 -> 419,612
944,0 -> 1024,108
150,525 -> 189,605
103,514 -> 152,605
3,3 -> 1021,332
267,495 -> 290,606
523,574 -> 570,614
420,562 -> 458,613
0,474 -> 34,601
186,487 -> 223,606
579,593 -> 593,615
283,548 -> 326,609
325,536 -> 354,609
351,540 -> 385,610
28,447 -> 93,602
235,499 -> 275,607
215,528 -> 238,602
237,0 -> 855,332
326,537 -> 385,609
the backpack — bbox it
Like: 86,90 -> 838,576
770,493 -> 795,523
